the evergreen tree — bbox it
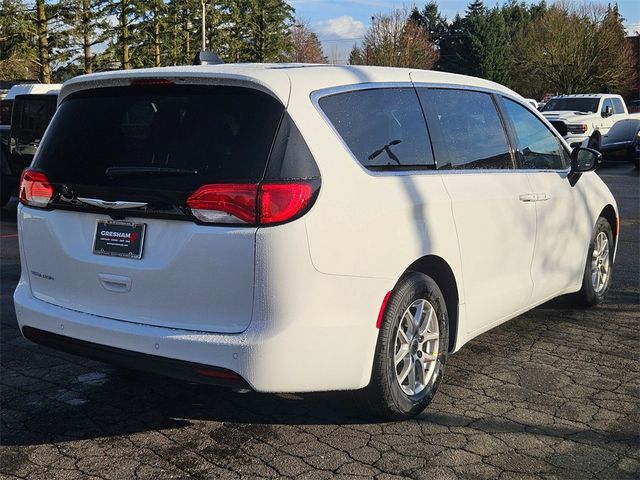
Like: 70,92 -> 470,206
243,0 -> 294,62
97,0 -> 143,69
61,0 -> 110,75
438,14 -> 472,74
410,1 -> 447,47
438,1 -> 510,85
219,0 -> 250,62
0,0 -> 37,79
467,6 -> 511,84
137,0 -> 166,67
348,45 -> 364,65
35,0 -> 51,82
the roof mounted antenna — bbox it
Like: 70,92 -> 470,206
193,51 -> 224,66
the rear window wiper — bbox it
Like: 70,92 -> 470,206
105,166 -> 199,177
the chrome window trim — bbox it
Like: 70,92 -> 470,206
310,82 -> 572,177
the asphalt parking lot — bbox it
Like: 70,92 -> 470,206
1,163 -> 638,480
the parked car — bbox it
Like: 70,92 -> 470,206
540,93 -> 637,150
0,83 -> 59,126
599,118 -> 640,167
0,80 -> 38,101
14,65 -> 617,419
1,84 -> 61,206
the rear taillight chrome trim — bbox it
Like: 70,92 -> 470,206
186,180 -> 318,226
19,169 -> 54,208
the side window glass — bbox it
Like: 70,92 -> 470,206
601,99 -> 613,115
502,98 -> 568,170
318,88 -> 434,170
416,88 -> 513,170
612,98 -> 625,115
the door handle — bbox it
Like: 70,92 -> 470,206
98,273 -> 132,293
519,193 -> 551,202
536,193 -> 551,201
519,193 -> 538,202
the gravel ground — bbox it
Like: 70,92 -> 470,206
1,163 -> 638,480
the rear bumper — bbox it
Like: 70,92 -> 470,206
21,325 -> 250,388
14,266 -> 387,392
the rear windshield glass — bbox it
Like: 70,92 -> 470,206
541,98 -> 599,113
34,85 -> 284,193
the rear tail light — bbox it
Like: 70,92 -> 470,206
259,183 -> 313,224
187,183 -> 258,224
186,181 -> 316,226
19,169 -> 54,208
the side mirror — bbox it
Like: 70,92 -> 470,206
571,147 -> 601,173
602,105 -> 613,118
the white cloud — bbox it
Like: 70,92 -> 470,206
314,15 -> 366,40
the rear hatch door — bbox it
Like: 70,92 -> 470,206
21,82 -> 286,333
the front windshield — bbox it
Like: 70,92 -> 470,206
541,98 -> 600,113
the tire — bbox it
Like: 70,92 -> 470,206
360,272 -> 449,420
574,217 -> 614,307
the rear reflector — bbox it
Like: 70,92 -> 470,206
19,169 -> 54,208
376,291 -> 392,328
186,181 -> 315,226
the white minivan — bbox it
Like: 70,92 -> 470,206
14,65 -> 617,419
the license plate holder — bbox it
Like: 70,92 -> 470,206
93,220 -> 146,259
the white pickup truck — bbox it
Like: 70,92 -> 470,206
540,94 -> 640,150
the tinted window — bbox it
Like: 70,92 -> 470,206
541,98 -> 599,113
265,113 -> 320,180
319,88 -> 434,170
0,99 -> 13,125
502,98 -> 568,170
601,98 -> 613,114
417,88 -> 513,170
35,85 -> 284,198
11,95 -> 56,135
612,98 -> 625,115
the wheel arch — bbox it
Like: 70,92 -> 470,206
404,255 -> 459,354
599,204 -> 618,247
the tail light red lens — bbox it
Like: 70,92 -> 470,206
259,182 -> 313,224
186,181 -> 316,226
19,169 -> 54,208
187,183 -> 258,224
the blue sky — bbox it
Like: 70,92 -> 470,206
289,0 -> 640,62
